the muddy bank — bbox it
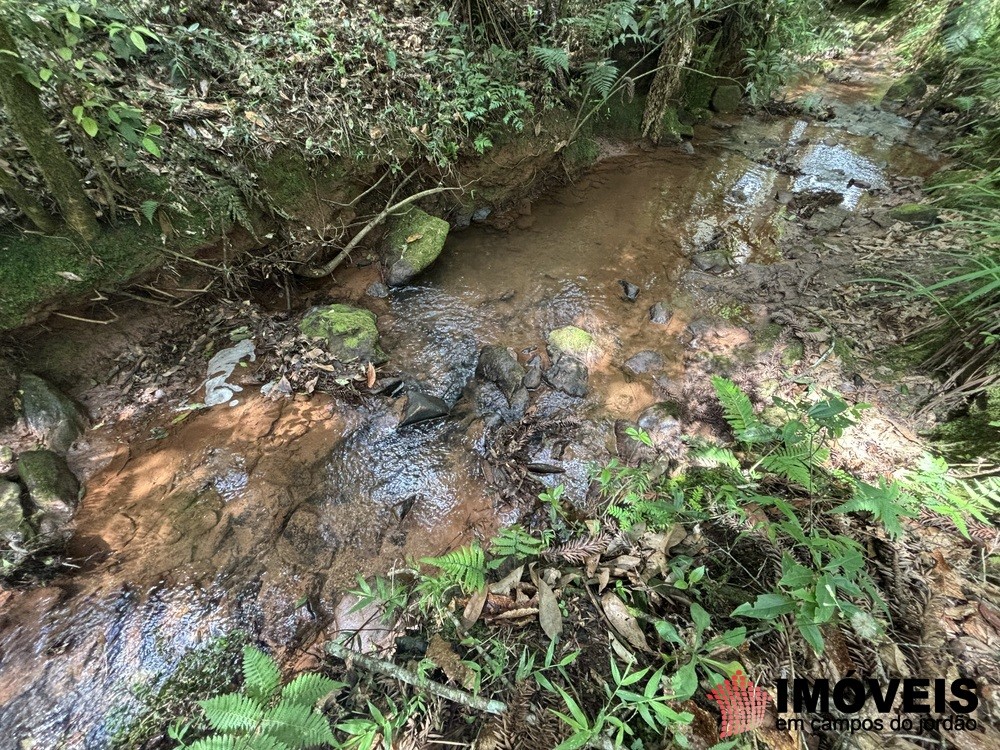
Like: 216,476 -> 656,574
1,51 -> 990,749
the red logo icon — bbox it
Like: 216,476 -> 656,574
707,669 -> 771,738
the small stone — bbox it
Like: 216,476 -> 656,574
618,279 -> 640,302
888,203 -> 939,227
0,479 -> 25,542
18,373 -> 88,454
400,391 -> 449,427
17,449 -> 81,542
679,141 -> 695,155
649,302 -> 673,325
365,281 -> 389,298
523,363 -> 542,390
623,351 -> 664,376
0,446 -> 14,476
545,357 -> 588,397
691,248 -> 731,274
472,206 -> 492,223
637,402 -> 683,451
477,346 -> 527,407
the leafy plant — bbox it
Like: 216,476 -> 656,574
170,646 -> 342,750
420,542 -> 487,594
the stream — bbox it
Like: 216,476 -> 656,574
0,67 -> 944,750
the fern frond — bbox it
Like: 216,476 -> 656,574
489,525 -> 550,565
260,703 -> 336,748
280,674 -> 343,707
185,736 -> 242,750
420,543 -> 487,593
199,693 -> 266,733
242,647 -> 281,703
543,534 -> 608,564
689,444 -> 741,470
832,480 -> 915,539
711,376 -> 773,444
530,45 -> 569,74
582,60 -> 619,97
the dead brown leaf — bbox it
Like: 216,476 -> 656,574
600,591 -> 651,652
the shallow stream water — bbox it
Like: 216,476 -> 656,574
0,73 -> 944,749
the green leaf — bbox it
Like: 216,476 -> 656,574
141,137 -> 162,157
199,693 -> 265,732
690,602 -> 711,637
260,702 -> 335,747
57,47 -> 73,61
39,68 -> 53,82
129,29 -> 147,52
66,10 -> 81,27
80,117 -> 99,137
732,593 -> 795,619
671,660 -> 699,700
280,673 -> 343,706
798,620 -> 825,653
242,646 -> 281,703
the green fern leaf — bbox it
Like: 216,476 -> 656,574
242,647 -> 281,703
711,376 -> 774,443
185,736 -> 241,750
530,45 -> 569,73
242,737 -> 292,750
280,674 -> 343,707
199,693 -> 265,733
420,543 -> 486,593
260,702 -> 336,747
582,60 -> 619,97
832,480 -> 915,539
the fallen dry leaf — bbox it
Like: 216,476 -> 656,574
601,591 -> 651,652
461,587 -> 488,630
536,575 -> 563,641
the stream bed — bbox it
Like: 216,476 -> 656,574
0,70 -> 944,750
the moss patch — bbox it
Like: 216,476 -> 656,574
383,207 -> 449,286
592,95 -> 646,139
299,304 -> 385,362
888,203 -> 939,226
547,325 -> 595,360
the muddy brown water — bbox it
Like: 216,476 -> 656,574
0,76 -> 944,749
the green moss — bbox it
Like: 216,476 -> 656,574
781,340 -> 805,367
592,94 -> 647,139
832,338 -> 856,370
564,137 -> 600,169
299,304 -> 385,362
384,207 -> 449,285
547,325 -> 595,359
256,149 -> 315,216
754,322 -> 784,350
108,630 -> 249,750
888,203 -> 939,226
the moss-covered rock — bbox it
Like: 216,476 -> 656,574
299,304 -> 386,363
0,357 -> 15,429
0,479 -> 25,541
17,449 -> 81,542
888,203 -> 939,226
661,108 -> 695,142
18,373 -> 88,453
383,207 -> 449,286
881,73 -> 927,107
547,326 -> 595,361
711,84 -> 743,114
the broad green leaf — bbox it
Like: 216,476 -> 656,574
81,117 -> 99,137
732,593 -> 795,619
129,30 -> 147,52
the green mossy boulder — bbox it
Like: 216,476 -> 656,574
881,73 -> 927,107
0,358 -> 15,429
0,479 -> 26,542
547,326 -> 595,361
711,84 -> 743,114
19,373 -> 88,453
383,207 -> 449,286
17,449 -> 81,542
299,304 -> 386,363
888,203 -> 939,227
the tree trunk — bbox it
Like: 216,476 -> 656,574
0,164 -> 58,233
0,16 -> 99,240
641,9 -> 695,143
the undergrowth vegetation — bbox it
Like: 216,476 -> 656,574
162,378 -> 997,749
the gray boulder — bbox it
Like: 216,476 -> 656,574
477,346 -> 527,407
623,351 -> 664,376
400,391 -> 450,427
17,449 -> 81,542
19,373 -> 88,453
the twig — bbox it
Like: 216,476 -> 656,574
298,185 -> 459,278
53,311 -> 118,324
326,640 -> 507,715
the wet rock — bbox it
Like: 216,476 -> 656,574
0,480 -> 25,541
649,301 -> 673,325
618,279 -> 640,302
383,207 -> 449,286
17,449 -> 81,542
680,141 -> 695,155
804,207 -> 850,232
547,326 -> 595,360
881,73 -> 927,108
0,358 -> 16,429
299,304 -> 386,363
545,357 -> 589,398
366,281 -> 390,298
472,206 -> 492,223
18,373 -> 88,454
477,346 -> 526,405
691,248 -> 732,274
623,351 -> 664,376
276,506 -> 334,568
523,361 -> 543,390
888,203 -> 939,227
637,402 -> 683,452
400,391 -> 450,427
711,84 -> 743,114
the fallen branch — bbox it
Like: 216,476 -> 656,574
326,640 -> 507,715
298,185 -> 458,279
